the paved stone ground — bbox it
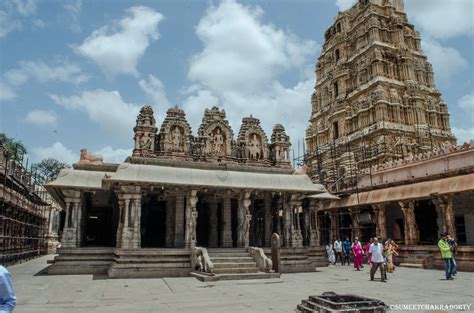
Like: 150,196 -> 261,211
7,256 -> 473,312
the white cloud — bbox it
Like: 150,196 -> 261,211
183,0 -> 317,146
0,83 -> 16,101
24,110 -> 58,127
93,146 -> 131,163
405,0 -> 474,39
421,38 -> 467,84
12,0 -> 37,16
32,18 -> 45,30
50,89 -> 141,138
63,0 -> 82,33
75,6 -> 163,77
5,59 -> 89,86
32,142 -> 78,165
0,10 -> 22,37
188,0 -> 316,95
335,0 -> 356,11
452,128 -> 474,144
458,92 -> 474,121
139,74 -> 170,107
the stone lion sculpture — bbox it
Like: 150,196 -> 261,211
79,149 -> 103,164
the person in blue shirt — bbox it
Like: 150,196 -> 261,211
0,265 -> 16,313
342,237 -> 352,266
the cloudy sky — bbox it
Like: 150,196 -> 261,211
0,0 -> 473,165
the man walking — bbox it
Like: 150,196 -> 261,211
333,238 -> 343,265
369,237 -> 385,282
438,233 -> 455,280
342,237 -> 351,266
0,265 -> 16,313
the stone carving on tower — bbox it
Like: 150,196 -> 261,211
305,0 -> 456,191
237,116 -> 270,164
158,106 -> 192,155
197,106 -> 233,158
133,105 -> 157,157
270,124 -> 291,168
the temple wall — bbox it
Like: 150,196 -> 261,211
454,192 -> 474,245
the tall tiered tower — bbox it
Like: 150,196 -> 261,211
305,0 -> 456,192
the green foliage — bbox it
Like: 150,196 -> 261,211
0,133 -> 28,161
32,158 -> 71,184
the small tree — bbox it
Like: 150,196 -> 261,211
0,133 -> 28,162
32,158 -> 71,184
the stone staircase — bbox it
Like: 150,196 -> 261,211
47,247 -> 115,275
191,248 -> 280,281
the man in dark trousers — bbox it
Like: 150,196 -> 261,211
369,237 -> 386,282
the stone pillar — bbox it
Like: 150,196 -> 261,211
399,200 -> 416,245
61,190 -> 82,248
330,209 -> 338,242
435,194 -> 457,240
288,194 -> 303,248
209,197 -> 218,248
349,208 -> 361,240
308,200 -> 319,247
116,186 -> 142,249
237,191 -> 251,248
165,197 -> 175,248
185,189 -> 198,249
372,204 -> 387,239
282,197 -> 291,247
221,195 -> 233,248
264,194 -> 273,247
174,192 -> 185,247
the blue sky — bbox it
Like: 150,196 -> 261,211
0,0 -> 473,165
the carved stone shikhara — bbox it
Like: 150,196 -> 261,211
305,0 -> 456,187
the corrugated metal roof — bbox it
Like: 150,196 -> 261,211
327,173 -> 474,209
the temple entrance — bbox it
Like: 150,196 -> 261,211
250,199 -> 265,246
196,197 -> 210,247
318,211 -> 331,245
141,195 -> 167,248
415,199 -> 438,244
338,209 -> 352,240
83,191 -> 118,247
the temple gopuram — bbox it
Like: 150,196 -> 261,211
45,106 -> 332,279
305,0 -> 474,271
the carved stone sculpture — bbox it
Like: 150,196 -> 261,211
79,149 -> 103,164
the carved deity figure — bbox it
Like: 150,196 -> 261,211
140,133 -> 152,150
248,134 -> 262,160
211,127 -> 225,155
171,126 -> 183,152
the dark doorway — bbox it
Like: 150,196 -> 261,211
250,199 -> 265,246
83,191 -> 117,247
455,215 -> 467,244
319,212 -> 331,245
338,209 -> 352,241
196,197 -> 209,246
141,195 -> 167,248
415,200 -> 438,244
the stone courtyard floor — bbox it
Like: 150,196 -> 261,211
7,256 -> 474,313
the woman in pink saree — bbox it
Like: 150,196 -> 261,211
352,238 -> 364,270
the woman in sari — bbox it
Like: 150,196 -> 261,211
365,238 -> 373,266
352,238 -> 364,270
325,242 -> 336,265
385,238 -> 399,273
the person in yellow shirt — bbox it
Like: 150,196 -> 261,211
437,233 -> 454,280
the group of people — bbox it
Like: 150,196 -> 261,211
325,236 -> 399,282
437,233 -> 458,280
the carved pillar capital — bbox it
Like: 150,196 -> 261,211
433,193 -> 456,240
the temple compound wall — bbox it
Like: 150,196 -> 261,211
304,0 -> 474,271
45,106 -> 332,278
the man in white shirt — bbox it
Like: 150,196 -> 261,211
333,238 -> 343,265
369,237 -> 386,282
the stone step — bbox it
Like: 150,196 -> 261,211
208,252 -> 251,258
210,256 -> 254,263
206,248 -> 247,253
399,263 -> 424,269
213,262 -> 256,269
213,267 -> 259,274
191,271 -> 280,282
